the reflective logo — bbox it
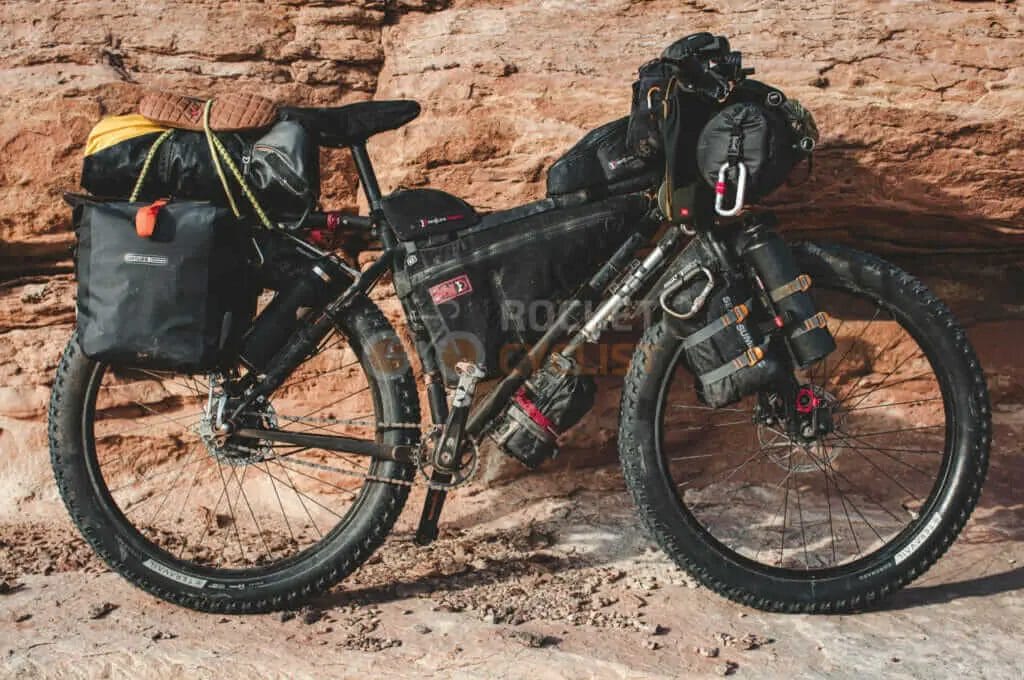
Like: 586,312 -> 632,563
123,253 -> 169,267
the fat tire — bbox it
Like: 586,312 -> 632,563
49,296 -> 420,613
618,242 -> 990,613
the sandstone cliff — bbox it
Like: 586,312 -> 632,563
0,1 -> 1021,496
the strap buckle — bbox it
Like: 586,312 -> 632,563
722,303 -> 750,326
802,312 -> 830,332
768,273 -> 812,303
714,162 -> 747,217
734,346 -> 765,369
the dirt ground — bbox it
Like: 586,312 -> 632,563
1,440 -> 1023,680
2,259 -> 1023,679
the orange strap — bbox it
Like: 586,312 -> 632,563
135,198 -> 168,238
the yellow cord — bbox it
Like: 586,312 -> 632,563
202,100 -> 242,218
129,129 -> 174,202
202,99 -> 275,229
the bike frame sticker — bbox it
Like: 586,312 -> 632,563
429,274 -> 473,305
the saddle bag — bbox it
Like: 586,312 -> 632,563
70,195 -> 256,372
81,115 -> 319,220
667,274 -> 783,408
393,193 -> 648,383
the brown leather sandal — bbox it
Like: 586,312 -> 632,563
138,92 -> 278,132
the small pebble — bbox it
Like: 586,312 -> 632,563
88,602 -> 118,620
413,623 -> 432,634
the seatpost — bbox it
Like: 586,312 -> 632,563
350,143 -> 397,250
350,143 -> 382,210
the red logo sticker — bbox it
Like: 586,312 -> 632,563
429,274 -> 473,305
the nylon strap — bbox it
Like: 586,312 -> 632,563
202,100 -> 275,229
129,129 -> 175,202
699,343 -> 768,386
768,274 -> 812,303
788,311 -> 830,340
681,299 -> 753,350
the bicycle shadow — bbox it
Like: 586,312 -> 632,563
883,565 -> 1024,611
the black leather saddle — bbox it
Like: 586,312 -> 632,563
279,100 -> 421,148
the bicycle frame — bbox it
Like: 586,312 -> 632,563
225,140 -> 763,543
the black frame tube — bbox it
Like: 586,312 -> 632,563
234,428 -> 416,464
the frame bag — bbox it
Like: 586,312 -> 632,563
394,193 -> 648,383
71,196 -> 255,372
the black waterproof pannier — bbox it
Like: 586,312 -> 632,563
71,196 -> 256,372
81,115 -> 319,220
393,193 -> 650,383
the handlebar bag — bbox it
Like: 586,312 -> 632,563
70,195 -> 256,372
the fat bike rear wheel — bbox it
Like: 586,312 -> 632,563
49,296 -> 420,613
618,242 -> 990,612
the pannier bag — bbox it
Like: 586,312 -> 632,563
488,354 -> 596,468
667,273 -> 783,408
546,117 -> 660,197
71,195 -> 255,372
81,114 -> 319,219
394,193 -> 648,384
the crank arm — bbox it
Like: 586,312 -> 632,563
233,427 -> 416,464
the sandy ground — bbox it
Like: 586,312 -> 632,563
1,441 -> 1022,680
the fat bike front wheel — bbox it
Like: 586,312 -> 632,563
618,242 -> 990,613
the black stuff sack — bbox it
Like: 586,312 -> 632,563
488,354 -> 596,469
71,196 -> 256,372
695,95 -> 817,206
81,115 -> 319,220
667,277 -> 783,408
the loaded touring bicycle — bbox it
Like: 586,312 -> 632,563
51,33 -> 990,613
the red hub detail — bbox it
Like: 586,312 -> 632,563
795,386 -> 822,414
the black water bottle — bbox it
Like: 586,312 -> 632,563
738,217 -> 836,367
240,256 -> 348,373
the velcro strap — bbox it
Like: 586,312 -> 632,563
699,344 -> 767,386
134,198 -> 168,238
769,274 -> 812,303
681,300 -> 752,350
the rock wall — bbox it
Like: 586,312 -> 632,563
0,0 -> 1022,497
